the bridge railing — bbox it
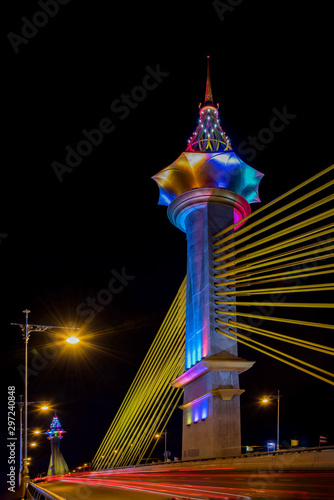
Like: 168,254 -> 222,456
28,482 -> 65,500
92,444 -> 334,472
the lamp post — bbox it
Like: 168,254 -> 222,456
17,398 -> 48,487
11,309 -> 79,498
163,430 -> 167,462
18,396 -> 23,487
155,430 -> 168,462
261,390 -> 281,450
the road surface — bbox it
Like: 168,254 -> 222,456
39,469 -> 334,499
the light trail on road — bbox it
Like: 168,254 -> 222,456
40,470 -> 334,499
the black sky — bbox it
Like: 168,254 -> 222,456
1,0 -> 333,484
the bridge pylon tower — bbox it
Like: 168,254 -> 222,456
152,56 -> 264,460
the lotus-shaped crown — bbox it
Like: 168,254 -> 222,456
152,57 -> 263,207
152,151 -> 263,206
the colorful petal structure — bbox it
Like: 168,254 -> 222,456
152,151 -> 264,207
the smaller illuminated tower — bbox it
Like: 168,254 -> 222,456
45,413 -> 69,476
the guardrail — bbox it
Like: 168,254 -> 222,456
28,483 -> 65,500
103,444 -> 334,470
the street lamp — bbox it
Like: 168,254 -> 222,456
66,336 -> 80,345
261,390 -> 282,450
11,309 -> 80,498
155,430 -> 168,461
163,430 -> 167,462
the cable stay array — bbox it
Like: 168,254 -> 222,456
92,164 -> 333,471
92,277 -> 186,470
214,164 -> 334,385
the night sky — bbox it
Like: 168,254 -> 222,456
1,0 -> 333,486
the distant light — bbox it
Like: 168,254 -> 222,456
66,336 -> 80,345
41,406 -> 49,411
34,430 -> 41,434
262,398 -> 269,403
155,434 -> 160,438
31,442 -> 37,447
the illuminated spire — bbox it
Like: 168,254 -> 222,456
204,55 -> 213,103
186,57 -> 232,152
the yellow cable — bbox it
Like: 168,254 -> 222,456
117,330 -> 185,467
93,284 -> 185,466
93,278 -> 186,469
215,222 -> 334,270
214,201 -> 334,263
215,327 -> 334,386
215,317 -> 334,355
214,182 -> 334,251
215,252 -> 334,280
105,332 -> 184,468
221,263 -> 334,287
215,308 -> 334,331
94,281 -> 185,465
215,284 -> 334,296
215,300 -> 333,309
215,241 -> 334,275
108,320 -> 185,468
214,209 -> 333,270
214,164 -> 334,240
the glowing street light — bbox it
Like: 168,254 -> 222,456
155,430 -> 168,461
10,310 -> 80,497
261,390 -> 282,450
66,336 -> 80,345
